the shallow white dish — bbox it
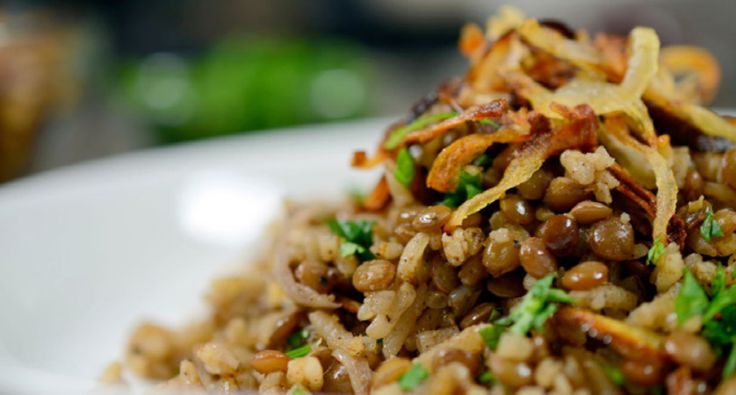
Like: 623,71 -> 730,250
0,118 -> 386,394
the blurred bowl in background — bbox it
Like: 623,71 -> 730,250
0,10 -> 83,181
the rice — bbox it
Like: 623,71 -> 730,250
111,7 -> 736,394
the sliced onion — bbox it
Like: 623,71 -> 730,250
557,307 -> 667,362
603,115 -> 677,242
402,100 -> 508,145
275,241 -> 340,309
308,310 -> 367,357
619,27 -> 660,98
517,19 -> 603,75
647,92 -> 736,143
599,119 -> 655,189
467,33 -> 527,94
351,149 -> 389,169
382,284 -> 427,358
485,5 -> 526,41
446,104 -> 597,229
660,45 -> 721,104
427,122 -> 532,192
504,27 -> 660,145
363,176 -> 390,212
332,349 -> 373,395
459,23 -> 486,59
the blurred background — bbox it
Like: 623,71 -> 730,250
0,0 -> 734,182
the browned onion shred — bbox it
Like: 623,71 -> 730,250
332,349 -> 372,395
275,242 -> 340,309
426,126 -> 531,193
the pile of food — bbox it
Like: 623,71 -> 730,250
108,7 -> 736,394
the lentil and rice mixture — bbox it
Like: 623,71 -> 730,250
111,7 -> 736,395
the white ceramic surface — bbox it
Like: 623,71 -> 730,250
0,119 -> 386,394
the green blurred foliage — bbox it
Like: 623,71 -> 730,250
117,38 -> 373,143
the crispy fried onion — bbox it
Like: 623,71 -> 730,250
659,45 -> 721,105
603,116 -> 677,242
503,27 -> 660,145
426,109 -> 534,193
644,45 -> 735,143
645,82 -> 736,143
517,19 -> 603,77
401,99 -> 508,146
459,23 -> 486,60
363,176 -> 390,212
466,32 -> 528,95
276,243 -> 340,309
485,5 -> 526,41
446,104 -> 597,230
556,306 -> 668,363
351,149 -> 389,169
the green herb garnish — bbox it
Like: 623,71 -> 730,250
327,219 -> 375,261
398,363 -> 429,391
676,267 -> 736,379
478,118 -> 500,128
701,207 -> 724,242
646,239 -> 665,265
384,112 -> 458,150
348,187 -> 366,205
479,324 -> 505,350
291,387 -> 308,395
439,170 -> 484,208
394,147 -> 415,188
286,344 -> 312,359
477,370 -> 495,385
649,385 -> 664,395
676,270 -> 709,325
471,153 -> 492,167
286,329 -> 309,350
725,346 -> 736,379
600,363 -> 625,385
495,273 -> 574,335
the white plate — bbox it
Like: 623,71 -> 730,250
0,119 -> 387,394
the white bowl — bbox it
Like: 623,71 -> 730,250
0,119 -> 386,394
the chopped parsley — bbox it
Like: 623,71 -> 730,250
479,324 -> 505,350
384,112 -> 458,150
326,219 -> 375,261
291,388 -> 308,395
477,370 -> 495,385
348,187 -> 366,205
600,363 -> 625,385
439,170 -> 484,208
700,207 -> 724,242
478,118 -> 501,128
398,363 -> 429,391
495,273 -> 574,335
286,328 -> 309,350
726,346 -> 736,379
471,152 -> 492,167
646,239 -> 665,265
286,344 -> 312,359
394,147 -> 415,188
480,274 -> 573,354
676,267 -> 736,379
676,270 -> 710,325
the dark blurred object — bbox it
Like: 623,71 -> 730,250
0,0 -> 734,182
0,10 -> 80,181
116,38 -> 373,142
